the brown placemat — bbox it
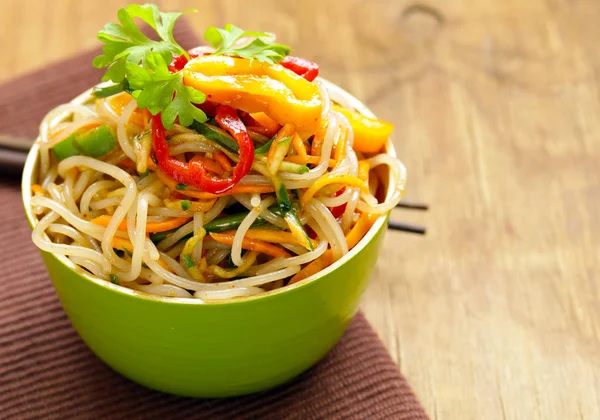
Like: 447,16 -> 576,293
0,18 -> 428,420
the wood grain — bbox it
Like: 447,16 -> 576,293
2,0 -> 600,418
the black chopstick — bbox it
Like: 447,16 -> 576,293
387,220 -> 426,234
396,200 -> 429,210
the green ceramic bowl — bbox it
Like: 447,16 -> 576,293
21,80 -> 400,398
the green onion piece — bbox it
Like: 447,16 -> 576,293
110,274 -> 120,285
273,175 -> 292,214
190,121 -> 239,152
279,161 -> 309,174
149,229 -> 176,244
175,183 -> 187,191
267,136 -> 292,174
182,254 -> 195,269
203,213 -> 268,233
284,210 -> 313,251
51,135 -> 80,161
254,137 -> 275,154
180,200 -> 192,211
93,84 -> 124,98
52,125 -> 117,161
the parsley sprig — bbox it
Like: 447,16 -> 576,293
93,4 -> 291,129
204,24 -> 291,64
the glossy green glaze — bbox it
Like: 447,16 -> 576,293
22,80 -> 398,397
37,219 -> 386,397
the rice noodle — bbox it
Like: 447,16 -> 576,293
28,76 -> 406,301
116,100 -> 138,161
307,200 -> 348,261
231,196 -> 275,266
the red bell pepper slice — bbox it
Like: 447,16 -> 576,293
330,187 -> 347,218
152,105 -> 254,194
280,56 -> 319,82
168,47 -> 207,73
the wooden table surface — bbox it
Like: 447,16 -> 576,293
2,0 -> 600,418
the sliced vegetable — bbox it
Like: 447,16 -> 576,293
345,212 -> 378,249
152,105 -> 254,194
209,232 -> 291,258
333,105 -> 393,154
189,120 -> 239,152
254,137 -> 275,154
164,198 -> 216,213
209,251 -> 258,279
214,151 -> 232,172
300,174 -> 370,208
267,124 -> 295,175
31,184 -> 45,196
203,212 -> 267,233
52,125 -> 117,161
291,133 -> 308,162
217,228 -> 317,248
93,83 -> 125,98
156,167 -> 275,199
91,215 -> 191,233
249,112 -> 281,137
284,211 -> 314,250
330,187 -> 347,219
285,155 -> 337,168
280,56 -> 319,82
183,55 -> 322,133
289,251 -> 332,285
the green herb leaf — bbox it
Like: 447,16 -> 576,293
204,23 -> 291,64
93,4 -> 191,83
182,254 -> 195,269
175,183 -> 187,190
110,274 -> 120,285
127,53 -> 206,128
180,200 -> 192,211
93,5 -> 204,128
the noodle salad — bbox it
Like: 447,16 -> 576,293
29,4 -> 406,301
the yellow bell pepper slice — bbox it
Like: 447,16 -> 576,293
333,105 -> 394,154
183,55 -> 322,133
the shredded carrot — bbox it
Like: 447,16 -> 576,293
289,213 -> 378,285
310,135 -> 324,157
333,125 -> 348,162
300,174 -> 370,207
117,157 -> 137,169
155,169 -> 274,199
345,212 -> 378,249
214,151 -> 232,172
358,160 -> 370,183
310,119 -> 328,156
92,215 -> 191,233
291,133 -> 308,162
218,229 -> 319,249
285,155 -> 337,167
209,232 -> 291,259
164,198 -> 216,212
112,236 -> 134,252
289,251 -> 333,285
31,184 -> 45,196
250,112 -> 281,137
189,155 -> 224,175
112,237 -> 172,272
108,93 -> 146,126
267,123 -> 296,163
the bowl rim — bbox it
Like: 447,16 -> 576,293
21,78 -> 402,306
